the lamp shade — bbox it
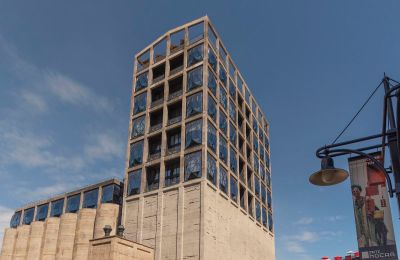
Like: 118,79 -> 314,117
309,157 -> 349,186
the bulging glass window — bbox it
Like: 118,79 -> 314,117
187,67 -> 203,91
208,48 -> 217,72
208,26 -> 217,50
261,184 -> 267,204
260,147 -> 265,163
36,204 -> 49,221
230,147 -> 237,175
229,80 -> 236,99
133,93 -> 147,115
229,100 -> 236,121
219,87 -> 227,110
207,153 -> 217,185
265,137 -> 269,150
255,201 -> 261,222
10,211 -> 21,228
186,92 -> 203,118
266,171 -> 271,187
208,69 -> 217,96
131,116 -> 145,139
219,166 -> 228,194
266,154 -> 270,169
137,50 -> 150,71
188,22 -> 204,44
207,123 -> 217,152
229,123 -> 236,145
262,206 -> 268,227
219,111 -> 227,135
254,156 -> 259,174
208,95 -> 217,122
146,166 -> 160,191
253,117 -> 258,135
83,189 -> 99,209
129,141 -> 144,168
128,170 -> 142,196
153,38 -> 167,63
245,89 -> 250,105
219,135 -> 227,164
135,72 -> 148,92
230,176 -> 238,202
185,119 -> 202,149
259,128 -> 264,142
253,138 -> 259,154
254,177 -> 260,198
219,65 -> 227,87
23,208 -> 34,225
66,194 -> 80,213
187,44 -> 204,67
184,151 -> 202,181
260,166 -> 266,182
267,190 -> 272,209
50,199 -> 64,217
101,184 -> 121,204
268,211 -> 273,232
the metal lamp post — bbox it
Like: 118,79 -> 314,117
309,75 -> 400,211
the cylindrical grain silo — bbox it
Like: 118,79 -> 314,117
72,208 -> 96,259
0,228 -> 17,260
55,213 -> 77,260
12,225 -> 30,260
93,203 -> 120,239
41,217 -> 60,260
26,221 -> 45,260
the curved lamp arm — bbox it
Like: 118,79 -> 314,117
318,148 -> 394,197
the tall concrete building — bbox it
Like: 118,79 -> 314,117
0,16 -> 274,260
123,16 -> 274,259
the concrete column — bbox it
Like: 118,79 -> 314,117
12,225 -> 30,260
0,228 -> 17,260
72,208 -> 96,259
93,204 -> 120,239
26,221 -> 45,260
41,217 -> 60,260
55,213 -> 77,260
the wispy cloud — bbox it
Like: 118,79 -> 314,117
286,241 -> 305,253
84,132 -> 124,161
326,215 -> 345,222
21,91 -> 48,113
294,217 -> 314,225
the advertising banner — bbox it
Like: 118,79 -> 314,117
348,153 -> 398,260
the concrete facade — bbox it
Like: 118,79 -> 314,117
123,16 -> 274,260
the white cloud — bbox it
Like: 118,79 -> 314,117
21,91 -> 48,113
84,132 -> 124,161
327,215 -> 345,222
286,241 -> 305,253
15,183 -> 74,204
0,206 -> 14,247
292,231 -> 318,242
294,217 -> 313,225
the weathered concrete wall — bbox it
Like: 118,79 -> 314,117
41,217 -> 60,260
94,204 -> 120,239
13,225 -> 30,260
72,208 -> 97,259
0,228 -> 17,260
203,184 -> 275,260
56,213 -> 77,260
26,221 -> 45,260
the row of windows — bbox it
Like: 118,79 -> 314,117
10,184 -> 121,228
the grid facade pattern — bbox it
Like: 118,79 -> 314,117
125,17 -> 273,234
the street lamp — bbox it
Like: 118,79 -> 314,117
309,75 -> 400,210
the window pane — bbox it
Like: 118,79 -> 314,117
133,93 -> 147,115
229,100 -> 236,121
260,147 -> 265,163
128,170 -> 142,196
268,211 -> 273,232
230,176 -> 238,202
260,166 -> 266,182
66,194 -> 80,213
219,65 -> 227,87
23,208 -> 34,225
219,111 -> 227,135
146,167 -> 160,191
219,46 -> 227,65
254,156 -> 259,174
207,154 -> 217,185
208,48 -> 217,72
229,123 -> 236,145
253,116 -> 258,135
219,87 -> 227,110
187,44 -> 203,66
170,29 -> 185,53
266,171 -> 271,187
189,22 -> 204,44
137,50 -> 150,71
83,189 -> 99,209
165,160 -> 180,187
187,67 -> 203,91
153,38 -> 167,63
185,119 -> 202,148
10,211 -> 21,228
229,60 -> 235,79
102,184 -> 121,204
185,151 -> 202,181
255,201 -> 261,222
267,190 -> 272,209
219,135 -> 227,164
186,92 -> 203,118
208,69 -> 217,95
208,95 -> 217,122
131,116 -> 146,138
237,77 -> 243,92
129,141 -> 144,168
245,88 -> 250,105
253,138 -> 259,154
229,80 -> 236,99
254,177 -> 260,198
229,147 -> 237,175
50,199 -> 64,217
36,204 -> 49,221
262,206 -> 267,227
208,26 -> 217,49
266,154 -> 270,169
207,123 -> 217,152
219,166 -> 228,194
135,72 -> 148,91
261,184 -> 266,204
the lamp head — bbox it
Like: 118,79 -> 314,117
309,157 -> 349,186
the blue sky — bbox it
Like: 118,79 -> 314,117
0,1 -> 400,259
